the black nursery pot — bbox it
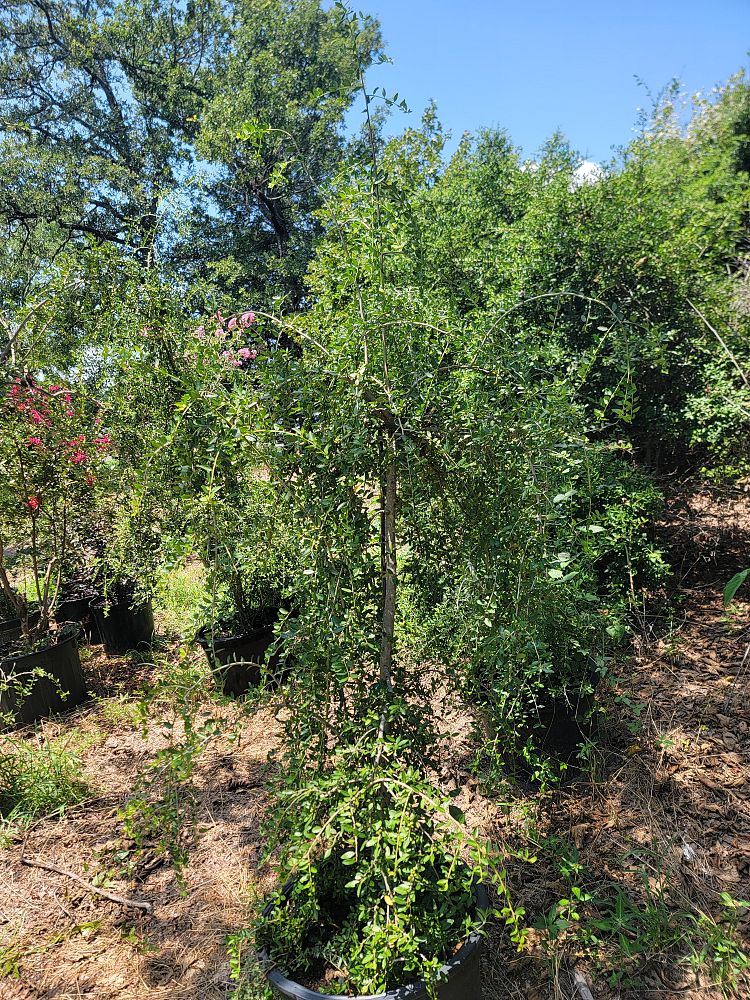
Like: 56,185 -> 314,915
529,659 -> 600,759
54,590 -> 100,643
0,609 -> 41,646
259,884 -> 488,1000
0,628 -> 87,726
91,597 -> 154,655
196,607 -> 285,697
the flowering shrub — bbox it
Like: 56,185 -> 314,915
190,309 -> 262,371
0,376 -> 112,640
149,305 -> 294,634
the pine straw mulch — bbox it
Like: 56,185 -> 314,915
0,649 -> 282,999
474,482 -> 750,1000
0,483 -> 749,999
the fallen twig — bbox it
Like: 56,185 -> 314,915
572,967 -> 595,1000
20,856 -> 152,913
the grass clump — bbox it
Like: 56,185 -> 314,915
0,735 -> 91,841
153,559 -> 208,640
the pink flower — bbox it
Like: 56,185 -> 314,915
214,327 -> 226,340
93,435 -> 111,451
240,311 -> 255,328
65,409 -> 74,417
70,450 -> 87,464
238,347 -> 257,361
26,496 -> 39,511
228,316 -> 238,330
26,436 -> 43,447
63,392 -> 72,403
195,326 -> 206,339
29,409 -> 45,424
48,384 -> 62,393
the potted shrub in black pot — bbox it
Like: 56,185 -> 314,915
81,454 -> 163,657
194,483 -> 297,696
53,562 -> 102,643
90,578 -> 155,655
200,86 -> 538,997
0,374 -> 102,725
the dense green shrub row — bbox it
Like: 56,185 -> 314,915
1,2 -> 748,992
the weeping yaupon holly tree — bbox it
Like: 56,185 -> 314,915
218,48 -> 614,999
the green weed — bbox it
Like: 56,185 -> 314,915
532,838 -> 750,994
153,559 -> 208,639
0,734 -> 91,841
96,693 -> 140,729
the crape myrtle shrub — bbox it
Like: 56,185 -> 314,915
415,75 -> 750,474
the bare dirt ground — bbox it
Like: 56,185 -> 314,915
0,656 -> 282,1000
0,485 -> 748,1000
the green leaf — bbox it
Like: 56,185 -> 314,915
552,491 -> 574,504
724,568 -> 750,606
448,803 -> 465,823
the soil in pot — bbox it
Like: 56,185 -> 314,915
258,881 -> 487,1000
196,607 -> 290,697
0,628 -> 87,726
91,597 -> 154,655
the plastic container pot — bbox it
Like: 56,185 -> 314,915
0,610 -> 41,646
196,607 -> 283,697
54,590 -> 100,643
259,885 -> 487,1000
0,628 -> 87,726
91,597 -> 154,655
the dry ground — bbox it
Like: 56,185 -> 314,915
0,486 -> 749,999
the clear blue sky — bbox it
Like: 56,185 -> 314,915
354,0 -> 750,163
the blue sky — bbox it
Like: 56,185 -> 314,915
354,0 -> 750,163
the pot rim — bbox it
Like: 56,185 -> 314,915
195,609 -> 281,648
90,596 -> 150,613
0,625 -> 80,665
57,590 -> 98,605
257,882 -> 488,1000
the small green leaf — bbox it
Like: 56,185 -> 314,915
553,491 -> 574,504
724,568 -> 750,606
448,803 -> 465,823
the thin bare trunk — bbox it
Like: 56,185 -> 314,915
0,538 -> 25,621
379,427 -> 396,698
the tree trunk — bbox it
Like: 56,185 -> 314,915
379,426 -> 397,697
